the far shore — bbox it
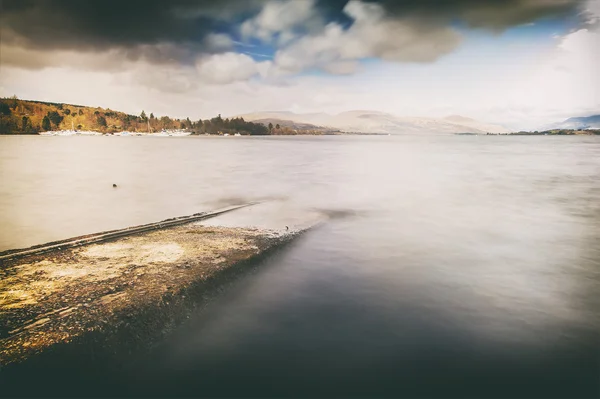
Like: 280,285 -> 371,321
3,129 -> 599,137
1,130 -> 391,137
475,129 -> 600,136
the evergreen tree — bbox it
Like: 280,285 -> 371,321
9,95 -> 18,109
140,110 -> 147,120
0,102 -> 11,116
42,115 -> 51,131
160,116 -> 172,129
268,122 -> 273,132
47,111 -> 63,127
22,116 -> 30,131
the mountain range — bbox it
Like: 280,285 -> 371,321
543,115 -> 600,130
235,110 -> 509,134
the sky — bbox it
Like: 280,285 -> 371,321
0,0 -> 598,129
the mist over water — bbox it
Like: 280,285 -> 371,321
1,135 -> 599,397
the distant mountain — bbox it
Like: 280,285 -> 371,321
235,110 -> 509,134
544,114 -> 600,130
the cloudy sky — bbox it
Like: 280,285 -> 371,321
1,0 -> 598,129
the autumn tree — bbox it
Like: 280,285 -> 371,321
121,114 -> 131,130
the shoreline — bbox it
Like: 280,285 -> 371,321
2,129 -> 600,137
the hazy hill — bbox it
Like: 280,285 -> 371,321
236,110 -> 509,134
544,114 -> 600,130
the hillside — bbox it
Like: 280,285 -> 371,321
543,114 -> 600,130
0,97 -> 269,135
236,110 -> 509,134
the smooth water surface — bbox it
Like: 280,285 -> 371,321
1,135 -> 599,397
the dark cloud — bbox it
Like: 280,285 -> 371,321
316,0 -> 579,28
1,0 -> 579,50
375,0 -> 580,28
0,0 -> 264,52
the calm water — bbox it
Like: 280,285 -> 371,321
1,135 -> 599,397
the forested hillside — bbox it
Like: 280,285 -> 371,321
0,97 -> 269,135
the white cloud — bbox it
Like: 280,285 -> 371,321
195,52 -> 271,84
277,30 -> 298,46
322,61 -> 361,75
272,0 -> 462,75
0,37 -> 269,89
133,52 -> 273,89
505,4 -> 600,126
203,33 -> 234,52
240,0 -> 319,42
132,65 -> 199,94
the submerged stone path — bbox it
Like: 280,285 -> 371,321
0,204 -> 312,365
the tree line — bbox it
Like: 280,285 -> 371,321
0,97 -> 270,135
